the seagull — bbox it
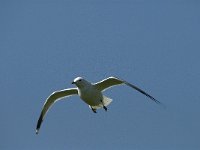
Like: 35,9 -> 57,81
36,76 -> 161,134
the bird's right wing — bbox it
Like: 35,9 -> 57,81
36,88 -> 78,134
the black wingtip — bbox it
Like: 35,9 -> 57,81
36,129 -> 39,135
144,94 -> 162,105
36,114 -> 43,135
149,96 -> 166,108
124,81 -> 164,106
148,96 -> 160,104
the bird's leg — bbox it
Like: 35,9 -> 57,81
92,108 -> 97,113
101,100 -> 107,111
103,106 -> 107,111
89,105 -> 97,113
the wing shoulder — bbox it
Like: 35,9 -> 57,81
94,76 -> 124,91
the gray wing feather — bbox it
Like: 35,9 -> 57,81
94,76 -> 161,104
94,76 -> 124,91
36,88 -> 78,134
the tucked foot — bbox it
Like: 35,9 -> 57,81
100,100 -> 107,112
92,108 -> 97,113
103,106 -> 107,111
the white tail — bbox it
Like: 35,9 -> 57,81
91,96 -> 112,109
102,95 -> 112,106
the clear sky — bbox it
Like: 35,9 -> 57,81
1,0 -> 200,150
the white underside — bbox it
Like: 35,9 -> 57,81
89,95 -> 112,109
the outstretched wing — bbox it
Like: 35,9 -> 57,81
36,88 -> 78,134
94,76 -> 161,104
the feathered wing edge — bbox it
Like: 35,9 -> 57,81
123,81 -> 161,104
36,88 -> 78,134
94,76 -> 161,105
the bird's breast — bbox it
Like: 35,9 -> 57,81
79,87 -> 102,106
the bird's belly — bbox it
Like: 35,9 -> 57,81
80,89 -> 102,106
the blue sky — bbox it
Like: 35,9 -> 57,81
1,0 -> 200,149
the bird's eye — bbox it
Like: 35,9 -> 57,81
79,79 -> 82,82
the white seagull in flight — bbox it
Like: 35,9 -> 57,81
36,76 -> 161,134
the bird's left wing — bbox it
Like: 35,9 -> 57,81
94,76 -> 161,104
94,76 -> 124,91
36,88 -> 78,134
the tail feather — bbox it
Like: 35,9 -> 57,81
103,95 -> 112,106
91,96 -> 112,109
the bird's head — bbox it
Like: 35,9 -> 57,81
72,77 -> 91,88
